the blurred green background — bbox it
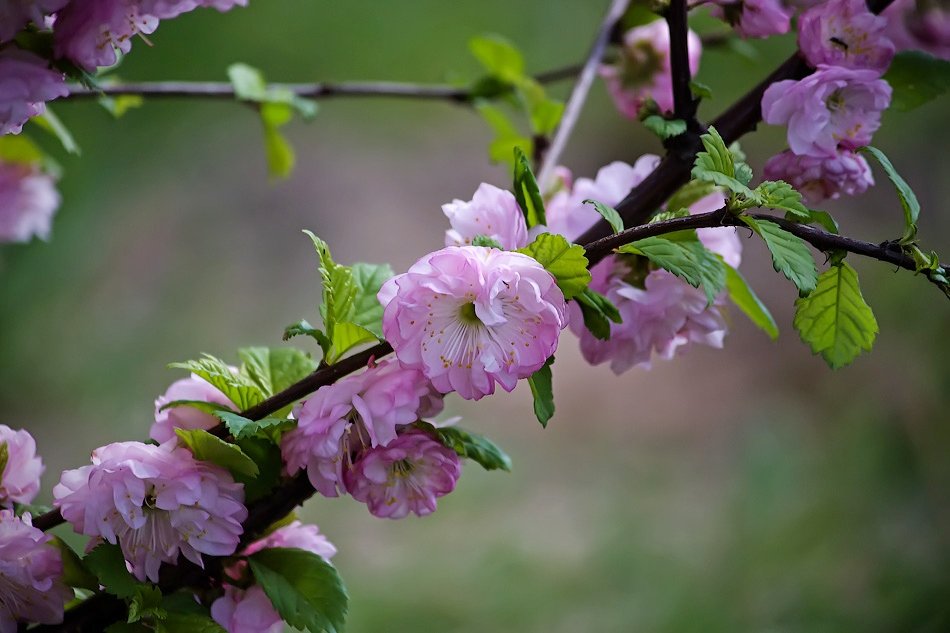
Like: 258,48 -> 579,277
2,1 -> 949,631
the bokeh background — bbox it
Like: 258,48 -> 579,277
2,1 -> 949,631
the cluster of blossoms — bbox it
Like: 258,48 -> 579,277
0,0 -> 249,244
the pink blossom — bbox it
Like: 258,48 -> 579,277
281,360 -> 438,497
599,20 -> 702,116
0,425 -> 44,507
443,183 -> 528,250
0,48 -> 67,136
545,156 -> 660,241
688,191 -> 743,269
711,0 -> 792,38
0,0 -> 69,43
344,430 -> 461,519
379,246 -> 568,401
53,441 -> 247,582
764,149 -> 874,204
0,510 -> 72,632
0,162 -> 60,242
761,65 -> 891,157
798,0 -> 895,72
211,585 -> 283,633
242,521 -> 337,561
883,0 -> 950,60
53,0 -> 248,71
150,374 -> 236,443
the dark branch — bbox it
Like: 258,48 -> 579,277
666,0 -> 697,122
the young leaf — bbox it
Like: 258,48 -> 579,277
883,50 -> 950,111
642,115 -> 687,140
99,94 -> 144,118
84,543 -> 141,599
475,101 -> 533,165
690,126 -> 758,200
583,199 -> 624,234
304,230 -> 357,348
214,411 -> 292,440
513,147 -> 546,228
174,429 -> 259,477
326,321 -> 378,364
260,101 -> 295,179
574,288 -> 622,341
469,34 -> 525,84
617,236 -> 726,305
740,217 -> 818,296
725,265 -> 778,340
689,80 -> 713,100
168,354 -> 264,411
517,233 -> 591,299
793,262 -> 878,369
249,548 -> 349,633
30,107 -> 81,155
527,358 -> 555,427
283,319 -> 328,347
349,262 -> 393,337
228,63 -> 268,100
754,180 -> 810,220
237,346 -> 317,397
426,424 -> 512,472
859,146 -> 920,244
789,208 -> 839,234
128,585 -> 165,624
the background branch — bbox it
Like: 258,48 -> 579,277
666,0 -> 698,122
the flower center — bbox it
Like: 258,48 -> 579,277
458,302 -> 481,325
392,459 -> 415,478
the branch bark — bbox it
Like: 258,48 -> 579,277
666,0 -> 697,123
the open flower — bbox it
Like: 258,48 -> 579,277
0,0 -> 69,43
211,585 -> 283,633
798,0 -> 895,72
0,425 -> 44,507
0,161 -> 60,243
344,429 -> 461,519
0,48 -> 67,136
379,246 -> 568,400
443,183 -> 528,250
0,510 -> 72,632
54,441 -> 247,583
764,149 -> 874,204
711,0 -> 792,38
150,374 -> 236,443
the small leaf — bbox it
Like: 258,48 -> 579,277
725,264 -> 778,340
214,411 -> 292,440
860,146 -> 920,244
513,147 -> 547,228
754,180 -> 810,220
642,115 -> 687,139
472,235 -> 504,248
517,233 -> 590,299
174,428 -> 259,477
883,50 -> 950,111
249,548 -> 349,633
527,358 -> 555,427
475,101 -> 533,165
99,94 -> 144,118
740,217 -> 818,296
30,107 -> 81,155
128,585 -> 165,624
691,126 -> 759,201
790,208 -> 839,234
327,321 -> 378,364
260,102 -> 295,179
51,536 -> 99,591
583,199 -> 624,234
169,354 -> 263,411
349,262 -> 394,337
689,80 -> 713,100
469,34 -> 525,84
574,288 -> 622,341
84,543 -> 141,599
283,319 -> 328,347
237,346 -> 317,397
617,236 -> 726,305
426,424 -> 512,471
228,63 -> 268,101
304,230 -> 357,349
793,262 -> 878,369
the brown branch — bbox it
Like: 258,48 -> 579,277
666,0 -> 698,123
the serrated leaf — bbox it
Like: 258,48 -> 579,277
214,411 -> 292,440
174,429 -> 259,477
617,236 -> 726,305
691,126 -> 759,201
327,321 -> 378,364
469,34 -> 525,84
527,358 -> 555,427
741,217 -> 818,296
793,262 -> 878,369
517,233 -> 590,299
84,543 -> 141,599
426,424 -> 512,471
169,355 -> 264,411
304,230 -> 357,351
283,319 -> 326,343
51,536 -> 99,591
883,50 -> 950,111
642,115 -> 686,140
790,208 -> 839,234
31,107 -> 81,155
249,548 -> 348,633
513,147 -> 546,228
574,288 -> 622,340
725,264 -> 778,340
583,199 -> 624,234
754,180 -> 809,220
128,585 -> 165,624
238,347 -> 317,397
349,262 -> 393,337
860,146 -> 920,244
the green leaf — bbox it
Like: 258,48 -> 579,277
691,126 -> 759,201
214,411 -> 292,440
517,233 -> 590,299
428,424 -> 512,471
99,94 -> 144,118
724,265 -> 778,340
228,63 -> 268,100
860,146 -> 920,244
238,346 -> 317,397
689,80 -> 713,100
513,147 -> 546,228
665,180 -> 718,212
30,107 -> 81,155
789,208 -> 839,234
527,358 -> 555,427
642,115 -> 687,140
883,50 -> 950,111
174,428 -> 259,477
158,613 -> 226,633
327,321 -> 378,364
304,230 -> 357,352
84,543 -> 141,599
0,135 -> 45,165
617,236 -> 726,305
0,442 -> 6,483
754,180 -> 810,220
793,262 -> 878,369
475,101 -> 533,165
159,399 -> 234,416
283,319 -> 330,349
574,288 -> 622,341
260,101 -> 295,179
349,262 -> 393,337
582,199 -> 624,234
51,537 -> 99,591
128,585 -> 165,624
471,235 -> 504,248
249,548 -> 348,633
234,437 -> 285,503
168,354 -> 264,411
469,34 -> 525,84
740,217 -> 818,296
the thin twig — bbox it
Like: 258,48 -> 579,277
666,0 -> 697,123
536,0 -> 631,187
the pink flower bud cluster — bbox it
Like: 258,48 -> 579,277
762,0 -> 895,203
0,424 -> 44,507
710,0 -> 792,38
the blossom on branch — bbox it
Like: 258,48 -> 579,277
598,20 -> 702,116
764,149 -> 874,204
53,440 -> 247,582
0,161 -> 60,243
150,374 -> 236,443
798,0 -> 895,72
344,429 -> 461,519
379,246 -> 568,401
0,510 -> 72,632
0,0 -> 69,43
883,0 -> 950,60
710,0 -> 792,38
241,520 -> 337,560
761,65 -> 891,157
0,425 -> 44,507
0,48 -> 67,136
443,183 -> 528,250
